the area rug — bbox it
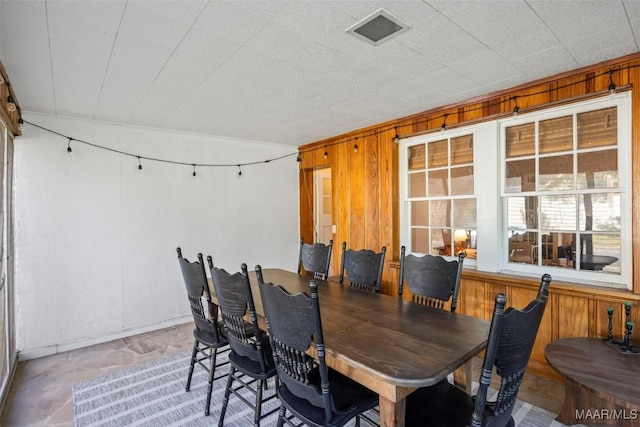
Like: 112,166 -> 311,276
72,350 -> 571,426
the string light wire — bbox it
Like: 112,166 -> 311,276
21,66 -> 631,168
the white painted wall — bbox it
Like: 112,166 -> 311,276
14,113 -> 299,359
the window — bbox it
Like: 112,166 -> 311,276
401,129 -> 477,264
500,94 -> 630,288
400,93 -> 631,290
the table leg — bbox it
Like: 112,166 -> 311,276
379,395 -> 405,427
453,361 -> 472,393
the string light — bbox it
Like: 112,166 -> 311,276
512,96 -> 520,116
18,118 -> 24,131
137,156 -> 143,171
608,69 -> 616,95
440,114 -> 448,132
20,66 -> 630,172
6,96 -> 16,112
67,138 -> 73,156
192,164 -> 196,177
353,138 -> 358,153
237,165 -> 242,176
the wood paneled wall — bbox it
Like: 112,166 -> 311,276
298,52 -> 640,380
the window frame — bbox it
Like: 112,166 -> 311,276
399,92 -> 632,290
498,93 -> 631,289
399,125 -> 478,267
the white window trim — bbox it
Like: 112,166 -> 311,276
399,125 -> 480,267
399,92 -> 632,290
497,93 -> 631,289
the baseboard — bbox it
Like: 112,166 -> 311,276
17,315 -> 193,361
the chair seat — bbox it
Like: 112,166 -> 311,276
278,368 -> 378,427
192,325 -> 228,348
228,344 -> 276,380
405,375 -> 507,427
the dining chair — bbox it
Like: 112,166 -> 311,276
256,266 -> 379,427
176,247 -> 230,416
398,246 -> 465,311
404,273 -> 552,427
339,242 -> 386,293
207,259 -> 278,427
297,237 -> 333,280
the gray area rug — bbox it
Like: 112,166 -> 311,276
72,350 -> 571,426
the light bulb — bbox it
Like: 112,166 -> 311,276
608,70 -> 616,97
7,96 -> 16,112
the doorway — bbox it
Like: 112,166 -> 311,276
313,168 -> 333,245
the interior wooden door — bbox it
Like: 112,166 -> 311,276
314,167 -> 333,245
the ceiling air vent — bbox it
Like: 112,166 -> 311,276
346,9 -> 410,46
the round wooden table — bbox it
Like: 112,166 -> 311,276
545,337 -> 640,426
579,255 -> 618,271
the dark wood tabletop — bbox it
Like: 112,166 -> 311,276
210,268 -> 491,427
545,337 -> 640,425
579,255 -> 618,271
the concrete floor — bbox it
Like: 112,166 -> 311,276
0,321 -> 565,426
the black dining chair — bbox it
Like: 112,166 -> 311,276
339,242 -> 386,293
257,266 -> 379,427
176,247 -> 230,416
298,237 -> 333,280
404,273 -> 552,427
398,246 -> 465,311
207,259 -> 278,427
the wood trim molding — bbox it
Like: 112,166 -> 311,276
0,61 -> 23,137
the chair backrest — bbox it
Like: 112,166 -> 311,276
398,245 -> 465,311
470,273 -> 552,427
176,247 -> 224,343
297,237 -> 333,280
508,241 -> 536,264
257,266 -> 336,422
207,259 -> 269,368
339,242 -> 386,292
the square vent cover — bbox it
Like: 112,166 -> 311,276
346,9 -> 410,46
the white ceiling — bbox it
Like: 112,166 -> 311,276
1,0 -> 639,147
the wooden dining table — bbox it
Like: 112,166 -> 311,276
209,268 -> 490,427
